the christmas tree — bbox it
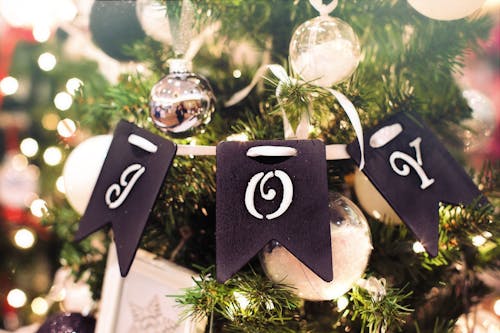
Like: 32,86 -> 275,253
2,0 -> 500,332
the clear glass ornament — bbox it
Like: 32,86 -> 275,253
289,16 -> 361,87
260,192 -> 372,301
149,59 -> 216,136
354,168 -> 402,225
407,0 -> 485,21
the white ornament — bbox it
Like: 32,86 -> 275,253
62,135 -> 112,215
136,0 -> 172,45
354,168 -> 402,225
260,193 -> 372,301
289,16 -> 361,87
407,0 -> 485,21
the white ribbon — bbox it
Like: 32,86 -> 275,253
224,64 -> 365,167
309,0 -> 338,16
327,88 -> 365,170
175,143 -> 350,160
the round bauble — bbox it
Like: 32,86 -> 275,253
260,192 -> 372,301
289,16 -> 361,87
149,60 -> 216,136
353,168 -> 402,225
89,0 -> 146,61
407,0 -> 485,21
36,313 -> 95,333
460,89 -> 496,153
62,135 -> 112,215
136,0 -> 171,45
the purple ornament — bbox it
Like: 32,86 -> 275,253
36,313 -> 95,333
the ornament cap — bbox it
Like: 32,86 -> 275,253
168,58 -> 192,73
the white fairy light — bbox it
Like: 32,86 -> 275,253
7,289 -> 27,308
30,198 -> 48,217
56,176 -> 66,194
57,118 -> 77,138
412,241 -> 426,254
32,24 -> 51,42
14,228 -> 36,249
336,295 -> 349,311
233,69 -> 242,78
31,297 -> 49,315
20,138 -> 39,157
0,76 -> 19,95
494,298 -> 500,316
53,92 -> 73,111
38,52 -> 57,71
43,146 -> 62,166
66,78 -> 83,95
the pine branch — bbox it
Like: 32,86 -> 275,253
348,283 -> 413,333
175,267 -> 301,333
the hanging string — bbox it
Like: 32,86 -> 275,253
167,0 -> 195,57
309,0 -> 338,16
226,64 -> 365,168
175,143 -> 350,160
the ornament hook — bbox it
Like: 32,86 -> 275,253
309,0 -> 338,16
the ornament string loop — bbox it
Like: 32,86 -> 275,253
309,0 -> 338,16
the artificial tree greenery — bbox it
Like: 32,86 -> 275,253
40,0 -> 498,332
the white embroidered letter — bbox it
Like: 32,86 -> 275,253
244,170 -> 293,220
389,137 -> 435,190
105,164 -> 146,209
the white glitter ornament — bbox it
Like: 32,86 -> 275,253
354,168 -> 402,225
407,0 -> 485,21
260,192 -> 372,301
62,135 -> 112,215
289,15 -> 361,87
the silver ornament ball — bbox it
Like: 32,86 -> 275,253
260,192 -> 372,301
149,60 -> 216,136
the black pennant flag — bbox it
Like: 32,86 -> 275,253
347,112 -> 486,256
216,140 -> 332,282
74,120 -> 177,276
